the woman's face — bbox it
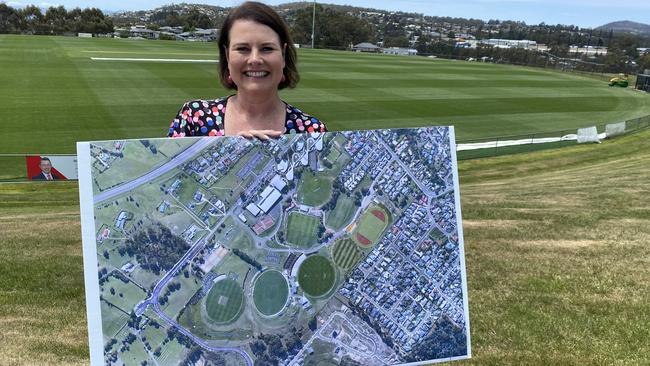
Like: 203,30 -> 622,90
227,20 -> 285,95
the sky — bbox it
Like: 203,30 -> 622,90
4,0 -> 650,28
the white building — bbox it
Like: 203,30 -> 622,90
115,211 -> 127,229
270,175 -> 287,191
246,203 -> 261,216
352,42 -> 381,53
569,45 -> 608,56
481,39 -> 536,49
257,189 -> 282,214
382,47 -> 418,56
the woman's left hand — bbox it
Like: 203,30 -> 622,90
237,130 -> 284,141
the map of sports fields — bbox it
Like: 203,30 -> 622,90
78,127 -> 470,366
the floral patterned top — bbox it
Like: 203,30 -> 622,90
167,96 -> 327,137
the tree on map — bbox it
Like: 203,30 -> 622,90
308,317 -> 317,331
183,347 -> 203,364
339,356 -> 363,366
203,351 -> 227,365
285,331 -> 303,354
250,340 -> 266,357
125,223 -> 190,275
406,317 -> 466,361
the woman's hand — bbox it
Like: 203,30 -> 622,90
237,129 -> 284,141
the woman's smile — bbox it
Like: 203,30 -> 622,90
227,20 -> 286,93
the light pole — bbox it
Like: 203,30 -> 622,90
311,0 -> 316,49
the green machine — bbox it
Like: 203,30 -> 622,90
609,73 -> 629,87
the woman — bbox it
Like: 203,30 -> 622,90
167,1 -> 326,140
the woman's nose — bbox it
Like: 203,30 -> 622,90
248,49 -> 263,64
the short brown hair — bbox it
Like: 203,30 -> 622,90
218,1 -> 299,90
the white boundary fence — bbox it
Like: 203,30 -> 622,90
2,115 -> 650,182
456,115 -> 650,160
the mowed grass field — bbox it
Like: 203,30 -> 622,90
204,278 -> 244,324
2,129 -> 649,364
252,270 -> 288,316
297,255 -> 336,298
285,211 -> 320,248
2,34 -> 650,157
332,237 -> 363,270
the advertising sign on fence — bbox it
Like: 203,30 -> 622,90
576,126 -> 601,144
25,155 -> 78,180
77,128 -> 471,366
605,122 -> 626,138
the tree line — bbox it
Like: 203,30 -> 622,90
0,4 -> 113,34
3,3 -> 648,74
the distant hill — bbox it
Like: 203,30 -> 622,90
596,21 -> 650,36
111,3 -> 228,27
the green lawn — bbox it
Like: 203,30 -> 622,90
100,300 -> 129,340
2,34 -> 650,159
297,255 -> 337,298
160,266 -> 202,320
140,317 -> 168,351
325,194 -> 356,229
156,338 -> 187,366
205,278 -> 245,324
252,270 -> 288,316
297,170 -> 332,207
119,337 -> 151,366
92,140 -> 169,191
285,211 -> 321,248
100,274 -> 148,313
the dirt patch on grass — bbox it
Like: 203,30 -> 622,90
463,219 -> 527,229
518,239 -> 604,248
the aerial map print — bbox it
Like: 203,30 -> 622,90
77,127 -> 470,366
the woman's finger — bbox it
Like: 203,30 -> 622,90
239,130 -> 283,140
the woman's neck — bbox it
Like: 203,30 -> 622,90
231,91 -> 283,118
225,92 -> 286,133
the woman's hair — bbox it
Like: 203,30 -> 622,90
218,1 -> 299,90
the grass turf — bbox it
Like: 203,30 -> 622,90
297,255 -> 336,298
2,129 -> 650,364
204,278 -> 244,324
252,270 -> 288,316
285,211 -> 320,248
324,194 -> 356,230
296,171 -> 332,207
1,34 -> 650,156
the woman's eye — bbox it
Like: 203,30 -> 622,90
235,47 -> 249,52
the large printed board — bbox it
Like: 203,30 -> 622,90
78,127 -> 471,366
